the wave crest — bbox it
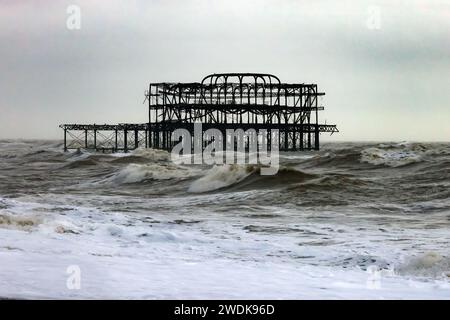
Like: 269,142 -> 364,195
359,142 -> 434,167
109,163 -> 200,184
188,165 -> 314,193
188,164 -> 255,193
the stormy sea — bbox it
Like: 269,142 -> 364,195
0,140 -> 449,299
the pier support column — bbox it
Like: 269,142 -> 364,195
314,126 -> 320,150
115,129 -> 118,152
299,128 -> 304,151
145,130 -> 148,148
85,129 -> 88,148
307,132 -> 311,150
162,129 -> 166,150
124,129 -> 128,153
64,129 -> 67,152
284,131 -> 288,151
134,129 -> 139,149
93,128 -> 97,151
292,131 -> 297,151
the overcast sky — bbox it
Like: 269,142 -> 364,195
1,0 -> 449,141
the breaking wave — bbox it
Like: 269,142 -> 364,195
188,164 -> 255,193
188,165 -> 315,193
2,140 -> 449,196
359,142 -> 447,167
108,163 -> 201,184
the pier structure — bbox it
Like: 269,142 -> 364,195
60,123 -> 149,153
60,73 -> 338,152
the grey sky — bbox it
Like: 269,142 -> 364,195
1,0 -> 449,141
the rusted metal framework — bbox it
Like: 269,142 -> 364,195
60,123 -> 149,152
147,73 -> 337,151
60,73 -> 338,152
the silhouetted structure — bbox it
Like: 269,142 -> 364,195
60,73 -> 338,152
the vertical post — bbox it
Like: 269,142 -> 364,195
124,129 -> 128,153
148,85 -> 151,149
64,128 -> 67,152
162,127 -> 166,149
93,126 -> 97,151
115,129 -> 118,152
284,131 -> 288,150
299,86 -> 303,151
300,129 -> 304,150
145,129 -> 148,148
315,85 -> 319,127
307,113 -> 311,150
85,129 -> 88,148
134,129 -> 139,149
307,131 -> 311,150
149,128 -> 153,148
314,125 -> 320,150
149,84 -> 152,124
292,131 -> 296,151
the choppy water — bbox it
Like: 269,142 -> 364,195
0,140 -> 449,299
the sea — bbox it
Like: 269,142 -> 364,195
0,140 -> 449,299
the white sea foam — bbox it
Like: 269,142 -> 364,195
1,196 -> 449,299
0,213 -> 42,231
360,143 -> 427,167
0,198 -> 45,231
130,147 -> 170,161
396,252 -> 450,278
1,141 -> 450,299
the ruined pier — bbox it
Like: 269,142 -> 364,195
60,73 -> 338,152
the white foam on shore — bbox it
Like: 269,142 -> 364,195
0,196 -> 449,299
0,213 -> 42,231
395,252 -> 450,278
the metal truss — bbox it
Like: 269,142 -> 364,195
60,73 -> 338,152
